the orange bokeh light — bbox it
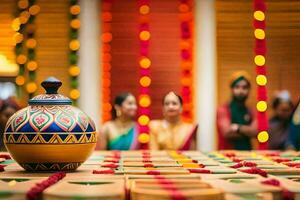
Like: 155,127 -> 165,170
139,76 -> 151,87
139,5 -> 150,15
181,77 -> 192,86
102,78 -> 111,87
102,63 -> 112,71
70,89 -> 80,100
18,0 -> 28,9
16,54 -> 27,65
102,32 -> 113,43
180,61 -> 192,70
69,40 -> 80,51
139,57 -> 151,68
102,103 -> 112,112
70,19 -> 81,29
70,5 -> 80,15
29,5 -> 40,15
139,94 -> 151,107
27,61 -> 38,71
179,40 -> 191,49
102,53 -> 112,62
138,115 -> 150,126
19,11 -> 30,24
179,13 -> 192,21
11,18 -> 21,31
102,71 -> 111,79
69,65 -> 80,76
102,12 -> 112,22
26,82 -> 37,93
102,43 -> 111,52
13,33 -> 23,44
15,75 -> 25,86
139,30 -> 151,41
26,38 -> 37,49
178,3 -> 189,13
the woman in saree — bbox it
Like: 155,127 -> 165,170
149,92 -> 198,150
97,92 -> 140,150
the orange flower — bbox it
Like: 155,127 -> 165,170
70,5 -> 80,15
27,61 -> 38,71
15,76 -> 25,86
70,19 -> 80,29
101,32 -> 112,43
29,5 -> 40,15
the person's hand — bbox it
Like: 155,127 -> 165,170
230,123 -> 239,133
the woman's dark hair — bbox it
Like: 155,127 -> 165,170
272,97 -> 293,110
111,92 -> 133,119
162,92 -> 183,105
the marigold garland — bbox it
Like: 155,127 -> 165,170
178,0 -> 194,123
68,0 -> 80,105
137,0 -> 151,148
13,0 -> 40,99
101,0 -> 113,121
253,0 -> 268,149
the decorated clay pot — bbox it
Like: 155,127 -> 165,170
4,77 -> 97,171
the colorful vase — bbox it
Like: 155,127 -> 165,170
4,77 -> 97,171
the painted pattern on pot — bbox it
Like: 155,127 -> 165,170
4,77 -> 97,171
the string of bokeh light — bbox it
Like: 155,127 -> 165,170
253,0 -> 269,148
101,0 -> 113,122
68,0 -> 81,105
178,0 -> 194,123
12,0 -> 40,99
137,0 -> 151,148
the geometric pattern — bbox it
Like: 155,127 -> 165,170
5,105 -> 96,138
55,111 -> 76,131
4,132 -> 97,144
30,109 -> 53,132
20,162 -> 82,171
4,103 -> 96,172
12,108 -> 29,132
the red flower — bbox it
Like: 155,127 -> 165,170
273,158 -> 292,163
224,152 -> 236,158
243,161 -> 257,167
144,163 -> 154,168
232,158 -> 242,163
240,167 -> 267,177
101,163 -> 118,168
146,170 -> 160,175
0,165 -> 6,172
261,178 -> 280,186
93,169 -> 114,174
188,169 -> 211,174
26,172 -> 66,200
0,154 -> 11,160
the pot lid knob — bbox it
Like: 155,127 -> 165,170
28,76 -> 72,105
41,77 -> 62,94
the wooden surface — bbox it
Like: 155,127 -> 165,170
1,150 -> 300,199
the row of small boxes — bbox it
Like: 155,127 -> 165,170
1,150 -> 300,199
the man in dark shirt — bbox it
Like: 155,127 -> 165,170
217,71 -> 257,150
